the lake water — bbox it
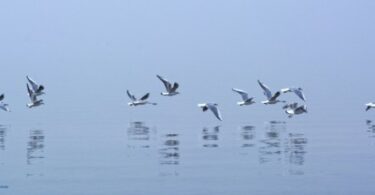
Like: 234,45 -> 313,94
1,118 -> 375,195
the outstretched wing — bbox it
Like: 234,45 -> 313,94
171,82 -> 179,92
156,75 -> 172,92
269,91 -> 281,102
232,88 -> 249,101
208,104 -> 223,121
293,89 -> 306,101
27,76 -> 39,92
140,93 -> 150,101
127,90 -> 136,101
27,84 -> 36,102
258,80 -> 272,99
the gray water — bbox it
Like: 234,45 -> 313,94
0,118 -> 375,195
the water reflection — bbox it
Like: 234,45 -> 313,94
202,126 -> 220,148
0,125 -> 6,151
285,133 -> 308,175
159,133 -> 180,176
366,120 -> 375,138
258,121 -> 285,164
26,129 -> 45,165
127,122 -> 152,149
240,125 -> 256,148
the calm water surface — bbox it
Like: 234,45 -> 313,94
0,119 -> 375,195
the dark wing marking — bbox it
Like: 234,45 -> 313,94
140,93 -> 150,101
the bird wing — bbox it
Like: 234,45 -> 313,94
27,83 -> 36,102
0,94 -> 4,101
293,89 -> 306,101
232,88 -> 249,101
170,82 -> 179,92
258,80 -> 272,99
269,91 -> 281,101
156,75 -> 172,92
26,76 -> 39,92
126,90 -> 136,101
140,93 -> 150,101
208,104 -> 223,121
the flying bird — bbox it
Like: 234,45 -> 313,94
281,87 -> 306,101
156,75 -> 180,96
127,90 -> 157,106
198,103 -> 223,121
283,103 -> 307,118
232,88 -> 255,106
258,80 -> 285,105
26,76 -> 45,96
26,84 -> 44,108
0,94 -> 10,112
365,102 -> 375,111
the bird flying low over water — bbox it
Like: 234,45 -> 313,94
26,76 -> 45,96
283,103 -> 307,118
257,80 -> 285,105
232,88 -> 255,106
198,103 -> 223,121
156,75 -> 180,96
26,84 -> 44,108
365,102 -> 375,111
127,90 -> 157,106
0,94 -> 10,112
281,87 -> 306,101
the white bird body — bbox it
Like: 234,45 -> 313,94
157,75 -> 179,96
198,103 -> 223,121
26,76 -> 45,96
127,90 -> 157,106
258,80 -> 285,105
281,87 -> 306,101
366,102 -> 375,111
232,88 -> 255,106
283,103 -> 307,118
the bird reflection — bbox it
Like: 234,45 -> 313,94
366,120 -> 375,138
202,126 -> 220,148
285,133 -> 308,175
26,129 -> 45,165
159,133 -> 180,176
258,121 -> 285,164
240,125 -> 256,148
127,121 -> 151,149
0,125 -> 7,151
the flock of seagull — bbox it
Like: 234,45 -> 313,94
0,75 -> 374,121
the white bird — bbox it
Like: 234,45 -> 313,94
258,80 -> 285,105
26,84 -> 44,108
156,75 -> 180,96
365,102 -> 375,111
232,88 -> 255,106
283,103 -> 307,118
198,103 -> 223,121
26,76 -> 45,96
0,102 -> 10,112
281,87 -> 306,101
127,90 -> 157,106
0,94 -> 10,112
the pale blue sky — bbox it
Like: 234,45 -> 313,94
0,0 -> 374,124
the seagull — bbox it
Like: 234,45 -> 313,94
0,94 -> 10,112
156,75 -> 179,96
232,88 -> 255,106
258,80 -> 285,105
26,83 -> 44,108
26,76 -> 45,96
127,90 -> 157,106
198,103 -> 223,121
283,103 -> 307,118
281,87 -> 306,101
365,102 -> 375,111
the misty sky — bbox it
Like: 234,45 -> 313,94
0,0 -> 374,125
